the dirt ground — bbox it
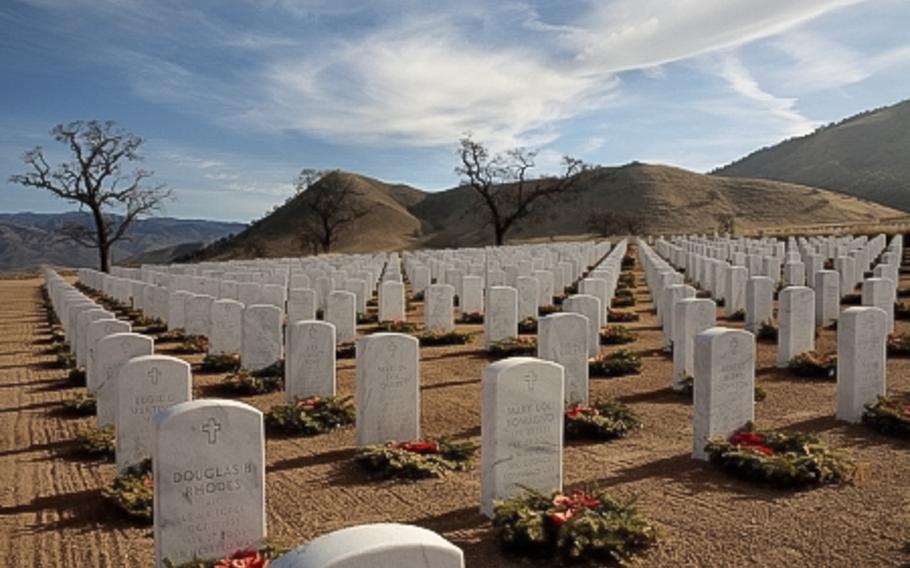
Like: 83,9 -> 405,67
1,254 -> 908,567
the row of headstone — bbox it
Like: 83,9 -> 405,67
482,240 -> 628,352
690,308 -> 887,459
645,233 -> 902,372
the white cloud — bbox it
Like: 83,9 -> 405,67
769,32 -> 869,93
716,54 -> 817,137
565,0 -> 865,71
240,26 -> 616,150
19,0 -> 880,153
224,1 -> 870,150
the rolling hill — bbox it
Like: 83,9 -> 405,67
189,163 -> 901,261
0,212 -> 245,272
714,99 -> 910,211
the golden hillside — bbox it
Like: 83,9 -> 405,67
715,99 -> 910,211
189,163 -> 901,260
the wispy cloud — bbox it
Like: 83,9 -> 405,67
53,0 -> 868,151
717,54 -> 817,137
564,0 -> 866,71
241,24 -> 617,149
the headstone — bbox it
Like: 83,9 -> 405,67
152,400 -> 265,567
480,357 -> 564,517
425,284 -> 455,332
724,265 -> 747,317
209,299 -> 244,355
484,286 -> 518,348
241,305 -> 283,371
516,276 -> 540,321
270,524 -> 464,568
744,276 -> 773,333
460,275 -> 484,314
778,286 -> 815,367
836,307 -> 887,423
261,283 -> 287,311
411,266 -> 430,296
692,327 -> 755,460
862,277 -> 895,333
783,261 -> 806,287
96,332 -> 154,427
533,270 -> 555,307
662,284 -> 695,348
87,318 -> 131,393
562,294 -> 602,357
344,279 -> 369,315
835,256 -> 856,297
219,281 -> 239,302
579,277 -> 609,321
355,333 -> 420,447
287,288 -> 317,324
672,298 -> 716,390
326,291 -> 357,344
238,282 -> 263,307
538,313 -> 589,404
285,321 -> 336,402
814,270 -> 840,327
116,355 -> 191,473
378,281 -> 406,322
168,291 -> 192,331
76,308 -> 113,368
184,294 -> 214,338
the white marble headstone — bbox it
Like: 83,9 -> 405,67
285,320 -> 336,402
480,357 -> 563,517
116,354 -> 191,473
270,523 -> 464,568
538,313 -> 589,405
153,399 -> 265,567
96,332 -> 154,427
836,307 -> 887,423
692,327 -> 755,460
355,333 -> 420,447
241,304 -> 283,371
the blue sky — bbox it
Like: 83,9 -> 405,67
2,0 -> 908,222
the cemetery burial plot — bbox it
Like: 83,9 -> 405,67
0,246 -> 908,567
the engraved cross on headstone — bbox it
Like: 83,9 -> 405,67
148,367 -> 161,385
201,417 -> 221,444
523,371 -> 538,392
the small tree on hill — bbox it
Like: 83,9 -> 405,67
294,169 -> 368,254
716,213 -> 736,235
586,209 -> 646,236
586,209 -> 621,237
456,134 -> 589,246
9,120 -> 170,272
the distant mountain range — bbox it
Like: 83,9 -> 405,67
188,163 -> 900,261
714,98 -> 910,212
0,212 -> 245,272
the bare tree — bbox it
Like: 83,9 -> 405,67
586,209 -> 621,237
716,213 -> 736,235
456,134 -> 589,246
619,211 -> 646,236
294,169 -> 368,253
586,209 -> 646,237
9,120 -> 170,272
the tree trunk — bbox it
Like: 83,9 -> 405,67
90,207 -> 112,273
494,225 -> 505,247
98,243 -> 111,273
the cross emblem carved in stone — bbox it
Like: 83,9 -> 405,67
202,417 -> 221,444
524,371 -> 538,392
